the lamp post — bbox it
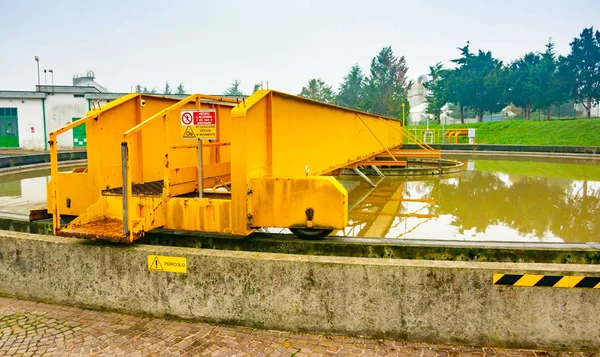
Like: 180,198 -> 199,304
402,102 -> 406,127
34,56 -> 40,90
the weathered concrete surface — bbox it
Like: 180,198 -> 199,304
2,297 -> 591,356
1,230 -> 599,350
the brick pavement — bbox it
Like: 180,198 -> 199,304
0,296 -> 596,357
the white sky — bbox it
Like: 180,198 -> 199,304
0,0 -> 598,95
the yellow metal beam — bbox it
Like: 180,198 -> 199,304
230,90 -> 403,235
248,176 -> 347,230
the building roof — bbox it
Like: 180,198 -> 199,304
0,91 -> 46,99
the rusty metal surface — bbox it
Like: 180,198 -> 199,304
28,209 -> 50,222
103,180 -> 164,196
58,217 -> 134,242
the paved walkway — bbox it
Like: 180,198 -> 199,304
0,297 -> 596,357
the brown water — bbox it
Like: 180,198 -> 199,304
336,155 -> 600,243
0,167 -> 72,218
1,156 -> 599,242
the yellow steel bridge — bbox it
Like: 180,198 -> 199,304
46,90 -> 439,242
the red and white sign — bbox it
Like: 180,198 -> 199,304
181,110 -> 216,125
180,109 -> 218,140
181,112 -> 193,125
192,111 -> 216,125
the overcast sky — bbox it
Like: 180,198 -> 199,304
1,0 -> 598,95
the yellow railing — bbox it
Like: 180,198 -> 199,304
49,93 -> 139,235
401,127 -> 436,152
401,128 -> 474,145
120,94 -> 237,237
377,118 -> 437,153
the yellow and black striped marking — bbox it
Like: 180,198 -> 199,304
493,274 -> 600,288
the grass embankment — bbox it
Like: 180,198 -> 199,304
411,118 -> 600,146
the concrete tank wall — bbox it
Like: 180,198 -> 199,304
0,230 -> 599,350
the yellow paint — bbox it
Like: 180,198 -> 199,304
492,274 -> 503,284
230,90 -> 402,235
514,274 -> 544,286
553,276 -> 585,288
248,176 -> 347,229
50,89 -> 404,241
148,255 -> 187,274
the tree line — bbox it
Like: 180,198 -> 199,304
135,82 -> 186,95
298,46 -> 410,119
425,27 -> 600,122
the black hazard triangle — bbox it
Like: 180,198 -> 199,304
150,256 -> 164,271
183,126 -> 196,138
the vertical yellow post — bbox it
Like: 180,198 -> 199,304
266,92 -> 273,176
162,113 -> 170,197
196,95 -> 203,198
49,133 -> 60,235
230,100 -> 250,236
134,94 -> 144,184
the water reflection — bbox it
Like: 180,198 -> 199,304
342,157 -> 600,243
1,158 -> 599,242
0,168 -> 67,217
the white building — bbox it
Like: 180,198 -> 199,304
0,73 -> 123,150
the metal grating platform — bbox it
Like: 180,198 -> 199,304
102,180 -> 164,196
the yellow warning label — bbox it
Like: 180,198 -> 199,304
180,125 -> 217,140
148,255 -> 187,274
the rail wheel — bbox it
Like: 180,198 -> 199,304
289,228 -> 333,240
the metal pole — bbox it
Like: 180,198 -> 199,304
121,143 -> 129,236
353,167 -> 376,188
198,138 -> 203,198
35,56 -> 40,90
370,165 -> 385,178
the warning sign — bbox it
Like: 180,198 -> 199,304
183,126 -> 196,138
180,109 -> 217,140
148,255 -> 187,274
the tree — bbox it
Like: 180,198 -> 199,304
423,62 -> 446,123
135,84 -> 156,94
450,43 -> 507,122
176,83 -> 185,95
507,52 -> 540,120
224,80 -> 244,96
253,83 -> 262,92
299,78 -> 336,103
362,46 -> 409,117
164,81 -> 172,95
337,64 -> 365,109
562,27 -> 600,118
530,41 -> 569,119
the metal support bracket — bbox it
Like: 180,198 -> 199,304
353,167 -> 377,188
370,165 -> 385,178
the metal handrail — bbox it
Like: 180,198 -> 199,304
120,93 -> 212,238
49,93 -> 139,235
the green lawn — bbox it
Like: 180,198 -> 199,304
409,118 -> 600,146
